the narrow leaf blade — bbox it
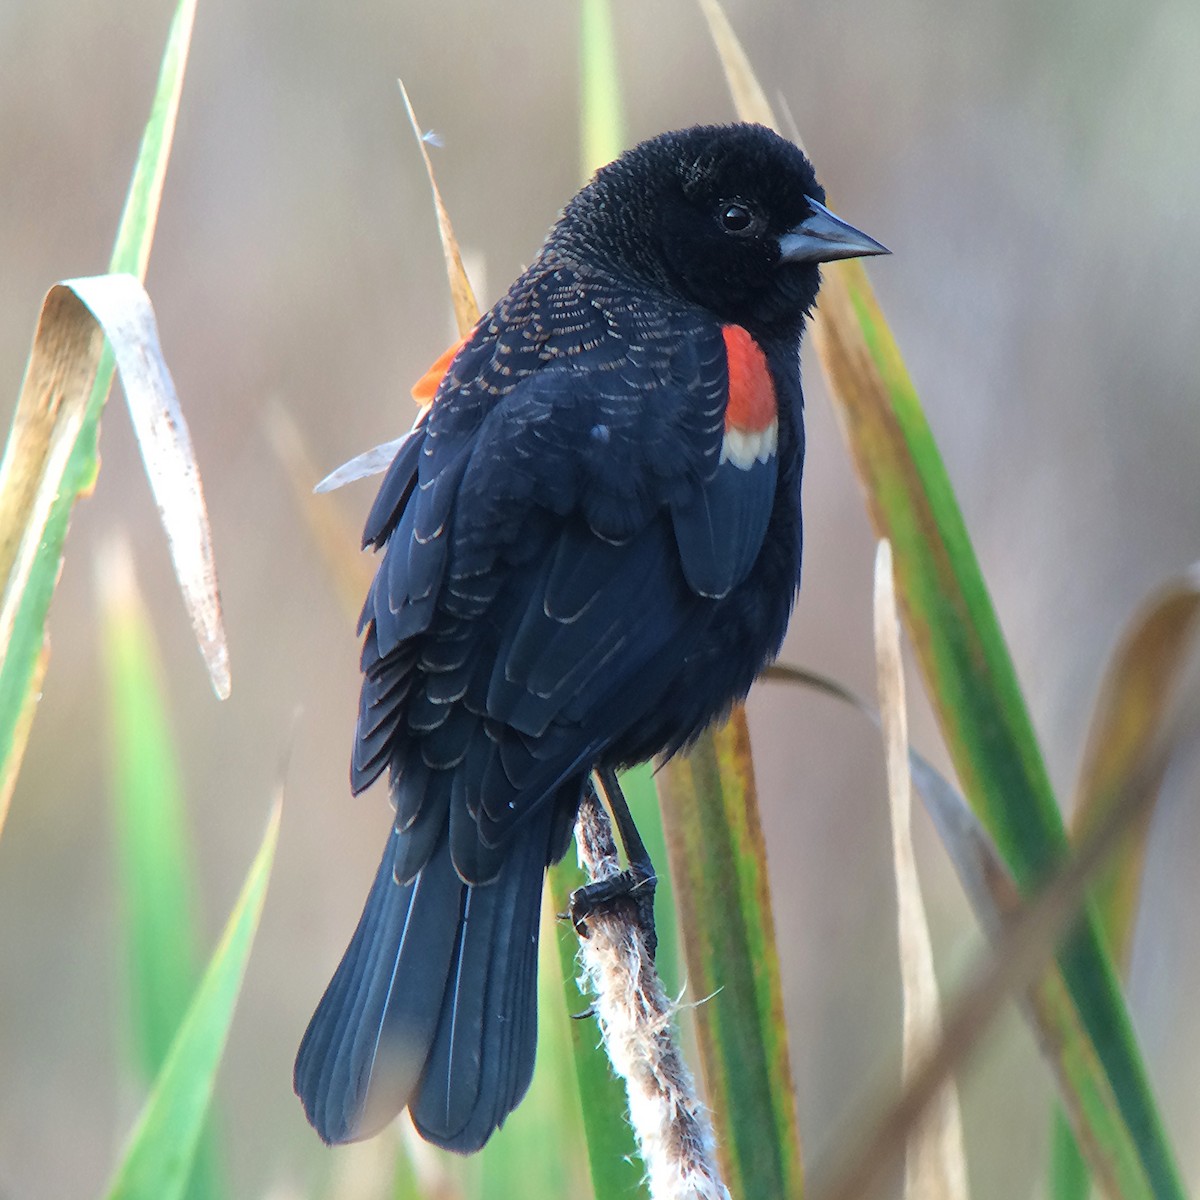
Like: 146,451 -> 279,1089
547,843 -> 649,1200
98,536 -> 222,1200
656,710 -> 805,1199
99,536 -> 201,1075
579,0 -> 625,177
397,80 -> 480,337
103,798 -> 281,1200
1070,564 -> 1200,963
873,542 -> 969,1200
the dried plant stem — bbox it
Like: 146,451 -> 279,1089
573,786 -> 731,1200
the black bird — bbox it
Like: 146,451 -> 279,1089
295,122 -> 887,1151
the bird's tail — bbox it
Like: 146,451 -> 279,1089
294,811 -> 554,1152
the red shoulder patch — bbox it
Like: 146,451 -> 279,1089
410,334 -> 469,407
722,325 -> 777,433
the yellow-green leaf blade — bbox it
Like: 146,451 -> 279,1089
579,0 -> 625,179
547,845 -> 649,1200
98,538 -> 222,1200
1069,565 -> 1200,965
0,0 -> 197,793
103,797 -> 280,1200
656,710 -> 804,1199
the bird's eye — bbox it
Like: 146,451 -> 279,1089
718,201 -> 758,236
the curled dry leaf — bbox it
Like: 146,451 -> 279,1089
0,276 -> 227,700
0,0 -> 199,816
1,272 -> 226,697
72,274 -> 229,699
0,284 -> 105,670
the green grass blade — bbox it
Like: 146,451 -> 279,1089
620,764 -> 679,998
547,844 -> 648,1200
0,0 -> 196,793
1051,1112 -> 1091,1200
656,713 -> 805,1200
390,1137 -> 421,1200
579,0 -> 624,180
109,0 -> 197,282
99,539 -> 221,1200
698,3 -> 1185,1193
102,797 -> 281,1200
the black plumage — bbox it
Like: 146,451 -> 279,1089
295,122 -> 886,1151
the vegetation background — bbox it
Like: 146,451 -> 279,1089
0,0 -> 1197,1196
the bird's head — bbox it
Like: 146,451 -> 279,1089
549,123 -> 888,340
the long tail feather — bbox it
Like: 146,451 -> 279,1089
294,812 -> 552,1150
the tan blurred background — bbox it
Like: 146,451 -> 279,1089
2,0 -> 1198,1196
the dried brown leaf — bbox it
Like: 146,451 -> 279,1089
1070,563 -> 1200,967
0,285 -> 105,666
0,275 -> 227,699
696,0 -> 779,132
874,541 -> 970,1200
397,80 -> 481,337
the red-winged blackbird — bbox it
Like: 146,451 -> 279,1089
295,122 -> 887,1152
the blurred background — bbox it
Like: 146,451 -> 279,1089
1,0 -> 1198,1196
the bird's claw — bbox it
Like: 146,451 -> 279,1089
568,866 -> 658,961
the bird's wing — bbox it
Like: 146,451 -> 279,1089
668,323 -> 782,599
353,315 -> 782,881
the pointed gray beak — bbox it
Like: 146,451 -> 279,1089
777,198 -> 890,265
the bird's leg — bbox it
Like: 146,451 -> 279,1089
568,766 -> 659,960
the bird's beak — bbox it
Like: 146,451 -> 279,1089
777,198 -> 890,265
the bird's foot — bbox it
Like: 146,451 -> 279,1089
568,864 -> 658,961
